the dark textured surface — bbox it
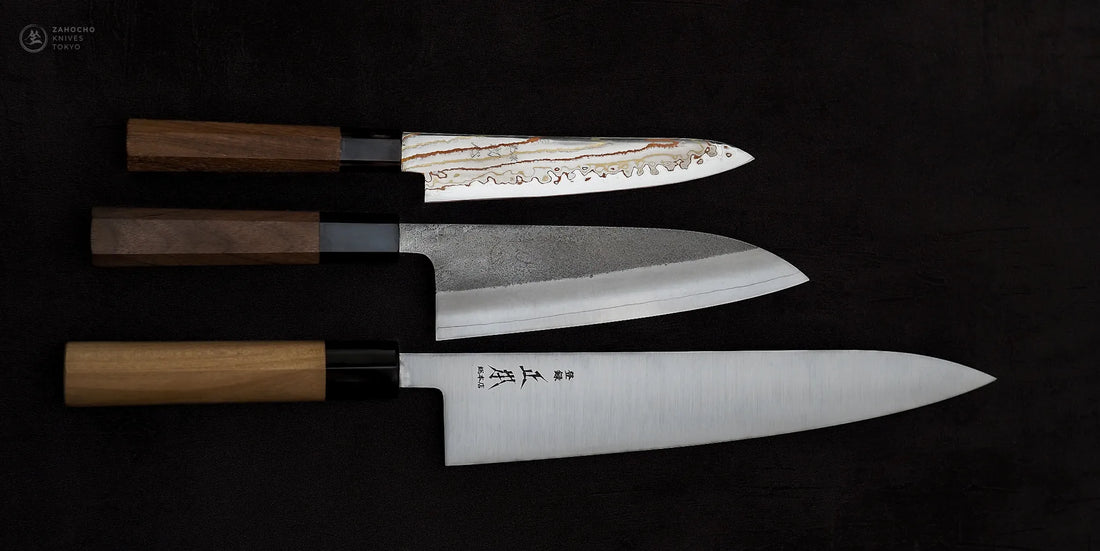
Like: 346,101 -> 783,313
398,224 -> 758,291
1,1 -> 1096,548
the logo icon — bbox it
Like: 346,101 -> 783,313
20,24 -> 48,53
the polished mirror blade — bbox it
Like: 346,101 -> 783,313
402,351 -> 995,465
399,224 -> 807,340
401,134 -> 753,202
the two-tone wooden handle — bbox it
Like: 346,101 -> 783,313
127,119 -> 343,171
90,207 -> 399,266
126,119 -> 402,171
64,341 -> 399,407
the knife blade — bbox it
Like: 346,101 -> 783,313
125,119 -> 753,202
90,208 -> 807,340
64,341 -> 995,465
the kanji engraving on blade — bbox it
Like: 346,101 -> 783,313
519,366 -> 545,388
486,366 -> 515,389
477,365 -> 571,389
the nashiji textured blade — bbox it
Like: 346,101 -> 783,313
398,224 -> 806,340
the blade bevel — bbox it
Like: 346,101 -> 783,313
400,351 -> 995,465
433,249 -> 806,340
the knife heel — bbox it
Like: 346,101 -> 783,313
64,341 -> 401,407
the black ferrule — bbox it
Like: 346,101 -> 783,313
320,212 -> 399,224
318,213 -> 400,263
325,342 -> 400,400
338,128 -> 402,171
340,127 -> 403,140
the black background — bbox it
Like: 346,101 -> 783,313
2,1 -> 1097,548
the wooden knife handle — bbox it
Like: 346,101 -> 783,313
91,207 -> 321,266
127,119 -> 342,171
64,341 -> 327,406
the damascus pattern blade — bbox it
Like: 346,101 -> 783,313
400,133 -> 753,202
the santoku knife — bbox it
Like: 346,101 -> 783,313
64,341 -> 995,465
90,207 -> 807,340
126,119 -> 753,202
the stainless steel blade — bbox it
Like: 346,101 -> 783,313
401,350 -> 995,465
399,224 -> 807,340
400,133 -> 753,202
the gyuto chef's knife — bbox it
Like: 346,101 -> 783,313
64,341 -> 995,465
126,119 -> 753,202
91,207 -> 807,340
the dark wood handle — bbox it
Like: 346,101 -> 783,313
91,207 -> 321,266
65,341 -> 327,406
127,119 -> 342,171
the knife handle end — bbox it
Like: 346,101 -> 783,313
126,119 -> 342,172
64,341 -> 328,406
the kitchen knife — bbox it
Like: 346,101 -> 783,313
90,208 -> 808,340
125,119 -> 753,202
64,341 -> 995,465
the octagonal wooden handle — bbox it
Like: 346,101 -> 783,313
90,207 -> 321,266
127,119 -> 342,171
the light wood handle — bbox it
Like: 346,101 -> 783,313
91,207 -> 321,266
127,119 -> 342,171
64,341 -> 327,406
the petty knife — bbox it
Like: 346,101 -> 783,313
125,119 -> 753,202
64,341 -> 995,465
90,208 -> 807,340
